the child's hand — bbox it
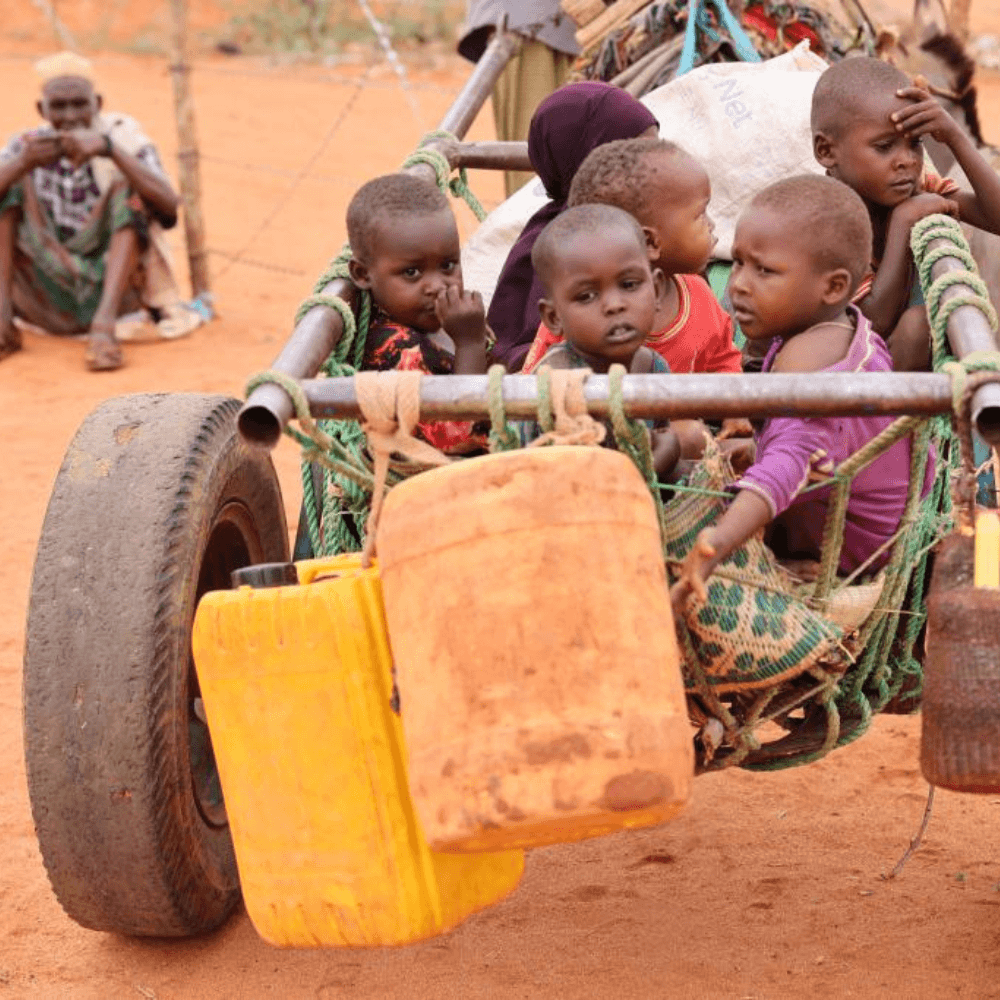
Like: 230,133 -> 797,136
892,191 -> 959,230
669,528 -> 717,617
892,84 -> 961,147
436,285 -> 486,346
718,417 -> 753,440
652,427 -> 681,479
718,436 -> 756,475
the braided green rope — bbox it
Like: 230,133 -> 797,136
920,242 -> 978,277
250,127 -> 492,558
400,131 -> 488,221
487,364 -> 520,452
607,364 -> 672,554
607,364 -> 657,487
536,366 -> 554,434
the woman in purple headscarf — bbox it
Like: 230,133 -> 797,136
487,82 -> 659,371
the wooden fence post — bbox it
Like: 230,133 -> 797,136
168,0 -> 212,303
950,0 -> 973,43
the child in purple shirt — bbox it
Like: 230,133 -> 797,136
671,174 -> 930,611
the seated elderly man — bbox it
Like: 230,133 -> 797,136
0,51 -> 200,370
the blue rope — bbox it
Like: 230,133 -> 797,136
678,0 -> 761,77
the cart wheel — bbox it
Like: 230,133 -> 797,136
24,393 -> 288,937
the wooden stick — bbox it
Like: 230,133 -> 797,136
29,0 -> 76,49
561,0 -> 608,29
884,785 -> 935,879
577,0 -> 654,53
168,0 -> 211,301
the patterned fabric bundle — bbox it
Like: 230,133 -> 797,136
662,450 -> 848,694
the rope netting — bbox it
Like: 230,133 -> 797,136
248,132 -> 489,558
248,209 -> 1000,774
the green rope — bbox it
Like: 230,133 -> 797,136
251,126 -> 493,558
487,364 -> 520,452
607,364 -> 672,551
607,364 -> 657,487
536,366 -> 554,434
400,131 -> 487,221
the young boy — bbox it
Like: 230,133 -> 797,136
671,175 -> 932,611
520,137 -> 741,378
346,172 -> 490,454
811,56 -> 1000,371
529,202 -> 681,478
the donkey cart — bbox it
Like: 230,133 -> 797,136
21,24 -> 1000,947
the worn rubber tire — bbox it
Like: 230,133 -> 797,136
24,393 -> 288,937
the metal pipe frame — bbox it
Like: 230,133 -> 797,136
300,371 -> 958,422
238,71 -> 1000,450
238,26 -> 522,448
927,236 -> 1000,439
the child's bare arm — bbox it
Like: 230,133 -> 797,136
669,489 -> 771,615
436,286 -> 488,375
893,85 -> 1000,235
651,427 -> 681,479
862,192 -> 958,335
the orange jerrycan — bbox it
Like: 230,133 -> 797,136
191,554 -> 524,948
376,446 -> 694,853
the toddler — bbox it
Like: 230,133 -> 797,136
522,137 -> 742,379
811,56 -> 1000,370
671,175 -> 932,610
528,202 -> 680,478
346,173 -> 489,454
488,81 -> 658,371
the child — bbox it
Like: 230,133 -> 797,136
529,202 -> 681,478
811,56 -> 1000,371
346,173 -> 490,455
488,81 -> 659,371
522,138 -> 743,380
671,175 -> 932,611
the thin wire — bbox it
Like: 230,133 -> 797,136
213,65 -> 374,280
354,0 -> 424,128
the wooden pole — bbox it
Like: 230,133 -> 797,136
167,0 -> 211,302
950,0 -> 973,43
29,0 -> 76,49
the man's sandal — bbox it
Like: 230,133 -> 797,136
85,322 -> 123,372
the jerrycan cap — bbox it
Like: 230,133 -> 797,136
231,561 -> 298,589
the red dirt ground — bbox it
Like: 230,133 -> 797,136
4,3 -> 1000,997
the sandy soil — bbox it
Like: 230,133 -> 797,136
5,2 -> 1000,997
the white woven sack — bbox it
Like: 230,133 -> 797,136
461,42 -> 828,309
645,41 -> 827,258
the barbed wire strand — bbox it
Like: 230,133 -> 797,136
213,64 -> 374,280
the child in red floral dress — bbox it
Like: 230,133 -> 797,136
346,173 -> 490,454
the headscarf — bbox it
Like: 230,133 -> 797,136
487,82 -> 658,370
35,51 -> 96,87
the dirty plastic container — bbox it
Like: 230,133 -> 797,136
376,446 -> 694,853
192,554 -> 524,948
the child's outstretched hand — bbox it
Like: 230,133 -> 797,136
669,528 -> 717,617
718,435 -> 756,474
892,82 -> 961,147
718,417 -> 753,440
436,285 -> 486,346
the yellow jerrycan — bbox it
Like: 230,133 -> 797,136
191,554 -> 524,948
376,446 -> 694,853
